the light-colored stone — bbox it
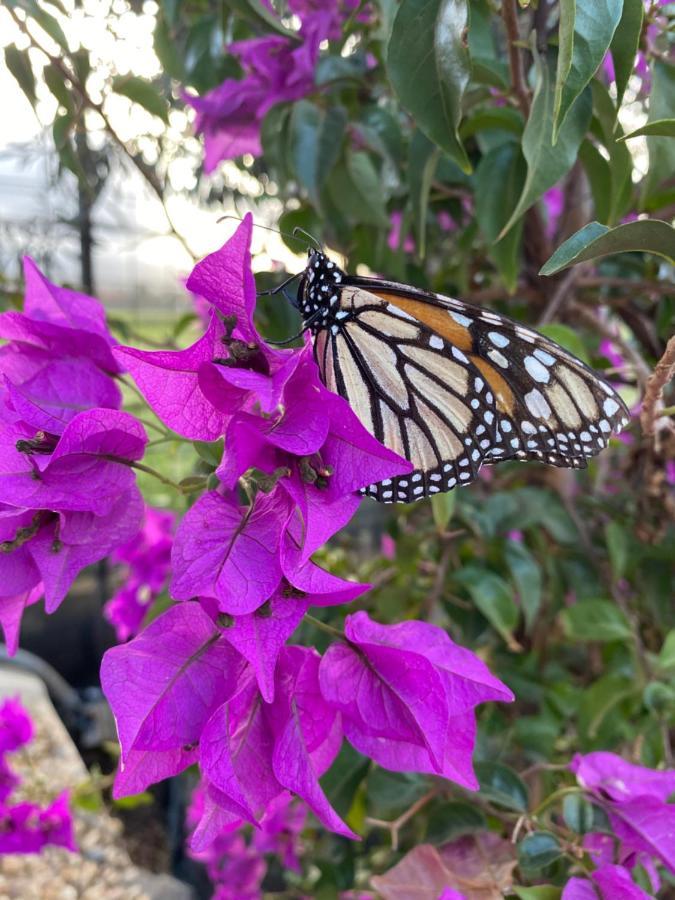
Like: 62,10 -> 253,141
0,667 -> 194,900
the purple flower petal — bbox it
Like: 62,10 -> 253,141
171,489 -> 290,614
0,584 -> 42,656
608,797 -> 675,874
571,752 -> 675,803
101,603 -> 245,759
592,864 -> 654,899
115,314 -> 231,440
114,746 -> 198,799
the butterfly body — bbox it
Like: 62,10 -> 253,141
297,251 -> 630,504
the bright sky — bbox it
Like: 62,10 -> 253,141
0,0 -> 303,316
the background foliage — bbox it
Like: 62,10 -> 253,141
2,0 -> 675,897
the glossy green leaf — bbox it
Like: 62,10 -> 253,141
289,102 -> 347,206
553,0 -> 623,142
4,45 -> 36,108
561,599 -> 632,642
408,131 -> 440,258
605,520 -> 629,579
621,119 -> 675,140
499,54 -> 592,239
23,1 -> 69,50
475,141 -> 526,292
518,832 -> 563,872
610,0 -> 643,107
538,323 -> 590,365
475,761 -> 528,812
459,106 -> 524,140
540,220 -> 675,275
52,111 -> 73,149
455,567 -> 519,646
387,0 -> 471,172
112,75 -> 169,123
154,14 -> 186,80
643,61 -> 675,202
194,439 -> 224,468
562,793 -> 597,834
504,541 -> 542,631
425,801 -> 486,844
345,152 -> 389,227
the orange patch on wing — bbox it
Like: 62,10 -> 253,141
375,292 -> 473,351
470,357 -> 515,414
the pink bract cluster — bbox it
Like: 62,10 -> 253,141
0,697 -> 75,854
100,215 -> 514,845
187,785 -> 305,899
104,506 -> 175,642
563,752 -> 675,899
184,0 -> 365,170
0,260 -> 147,653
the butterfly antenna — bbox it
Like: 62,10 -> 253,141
292,226 -> 322,252
217,215 -> 314,251
257,270 -> 301,297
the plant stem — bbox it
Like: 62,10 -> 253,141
304,614 -> 344,639
364,788 -> 438,851
640,334 -> 675,439
502,0 -> 530,118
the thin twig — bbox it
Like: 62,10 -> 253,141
364,788 -> 438,851
538,269 -> 580,325
501,0 -> 530,118
6,5 -> 197,261
640,334 -> 675,440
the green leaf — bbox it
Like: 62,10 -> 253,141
289,102 -> 347,206
589,80 -> 634,223
578,139 -> 612,223
366,769 -> 429,819
43,62 -> 73,112
563,793 -> 599,834
504,541 -> 542,631
111,75 -> 169,123
610,0 -> 643,107
518,832 -> 563,872
387,0 -> 471,172
320,743 -> 370,819
327,152 -> 389,227
194,439 -> 223,468
560,599 -> 632,642
460,106 -> 524,140
657,630 -> 675,670
553,0 -> 623,142
474,141 -> 526,292
621,119 -> 675,140
511,887 -> 562,900
605,520 -> 628,579
425,801 -> 486,844
4,45 -> 36,108
154,14 -> 185,80
498,53 -> 592,239
52,111 -> 73,149
538,323 -> 590,365
455,566 -> 519,646
643,61 -> 675,202
539,220 -> 675,274
579,673 -> 637,739
408,131 -> 440,258
475,761 -> 528,812
24,1 -> 69,50
553,0 -> 575,131
113,791 -> 154,810
225,0 -> 299,39
431,491 -> 456,532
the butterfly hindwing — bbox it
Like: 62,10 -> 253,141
303,258 -> 629,504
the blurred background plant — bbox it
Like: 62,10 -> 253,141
0,0 -> 674,897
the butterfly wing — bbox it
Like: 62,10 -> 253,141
314,277 -> 630,503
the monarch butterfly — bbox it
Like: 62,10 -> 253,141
286,248 -> 630,504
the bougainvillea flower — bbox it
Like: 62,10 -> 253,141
199,646 -> 353,839
0,697 -> 34,753
563,864 -> 654,899
0,756 -> 21,804
0,791 -> 76,854
319,612 -> 514,788
571,752 -> 675,874
0,584 -> 43,656
0,408 -> 147,517
104,505 -> 174,641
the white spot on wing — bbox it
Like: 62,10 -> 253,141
450,311 -> 472,327
603,398 -> 619,416
429,335 -> 444,350
487,349 -> 509,369
525,389 -> 552,419
488,331 -> 510,348
525,355 -> 550,384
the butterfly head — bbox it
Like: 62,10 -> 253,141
298,250 -> 345,332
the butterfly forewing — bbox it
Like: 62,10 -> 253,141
302,255 -> 629,504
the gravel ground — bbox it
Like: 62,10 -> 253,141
0,666 -> 193,900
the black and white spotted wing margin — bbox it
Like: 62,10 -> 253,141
308,273 -> 630,504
